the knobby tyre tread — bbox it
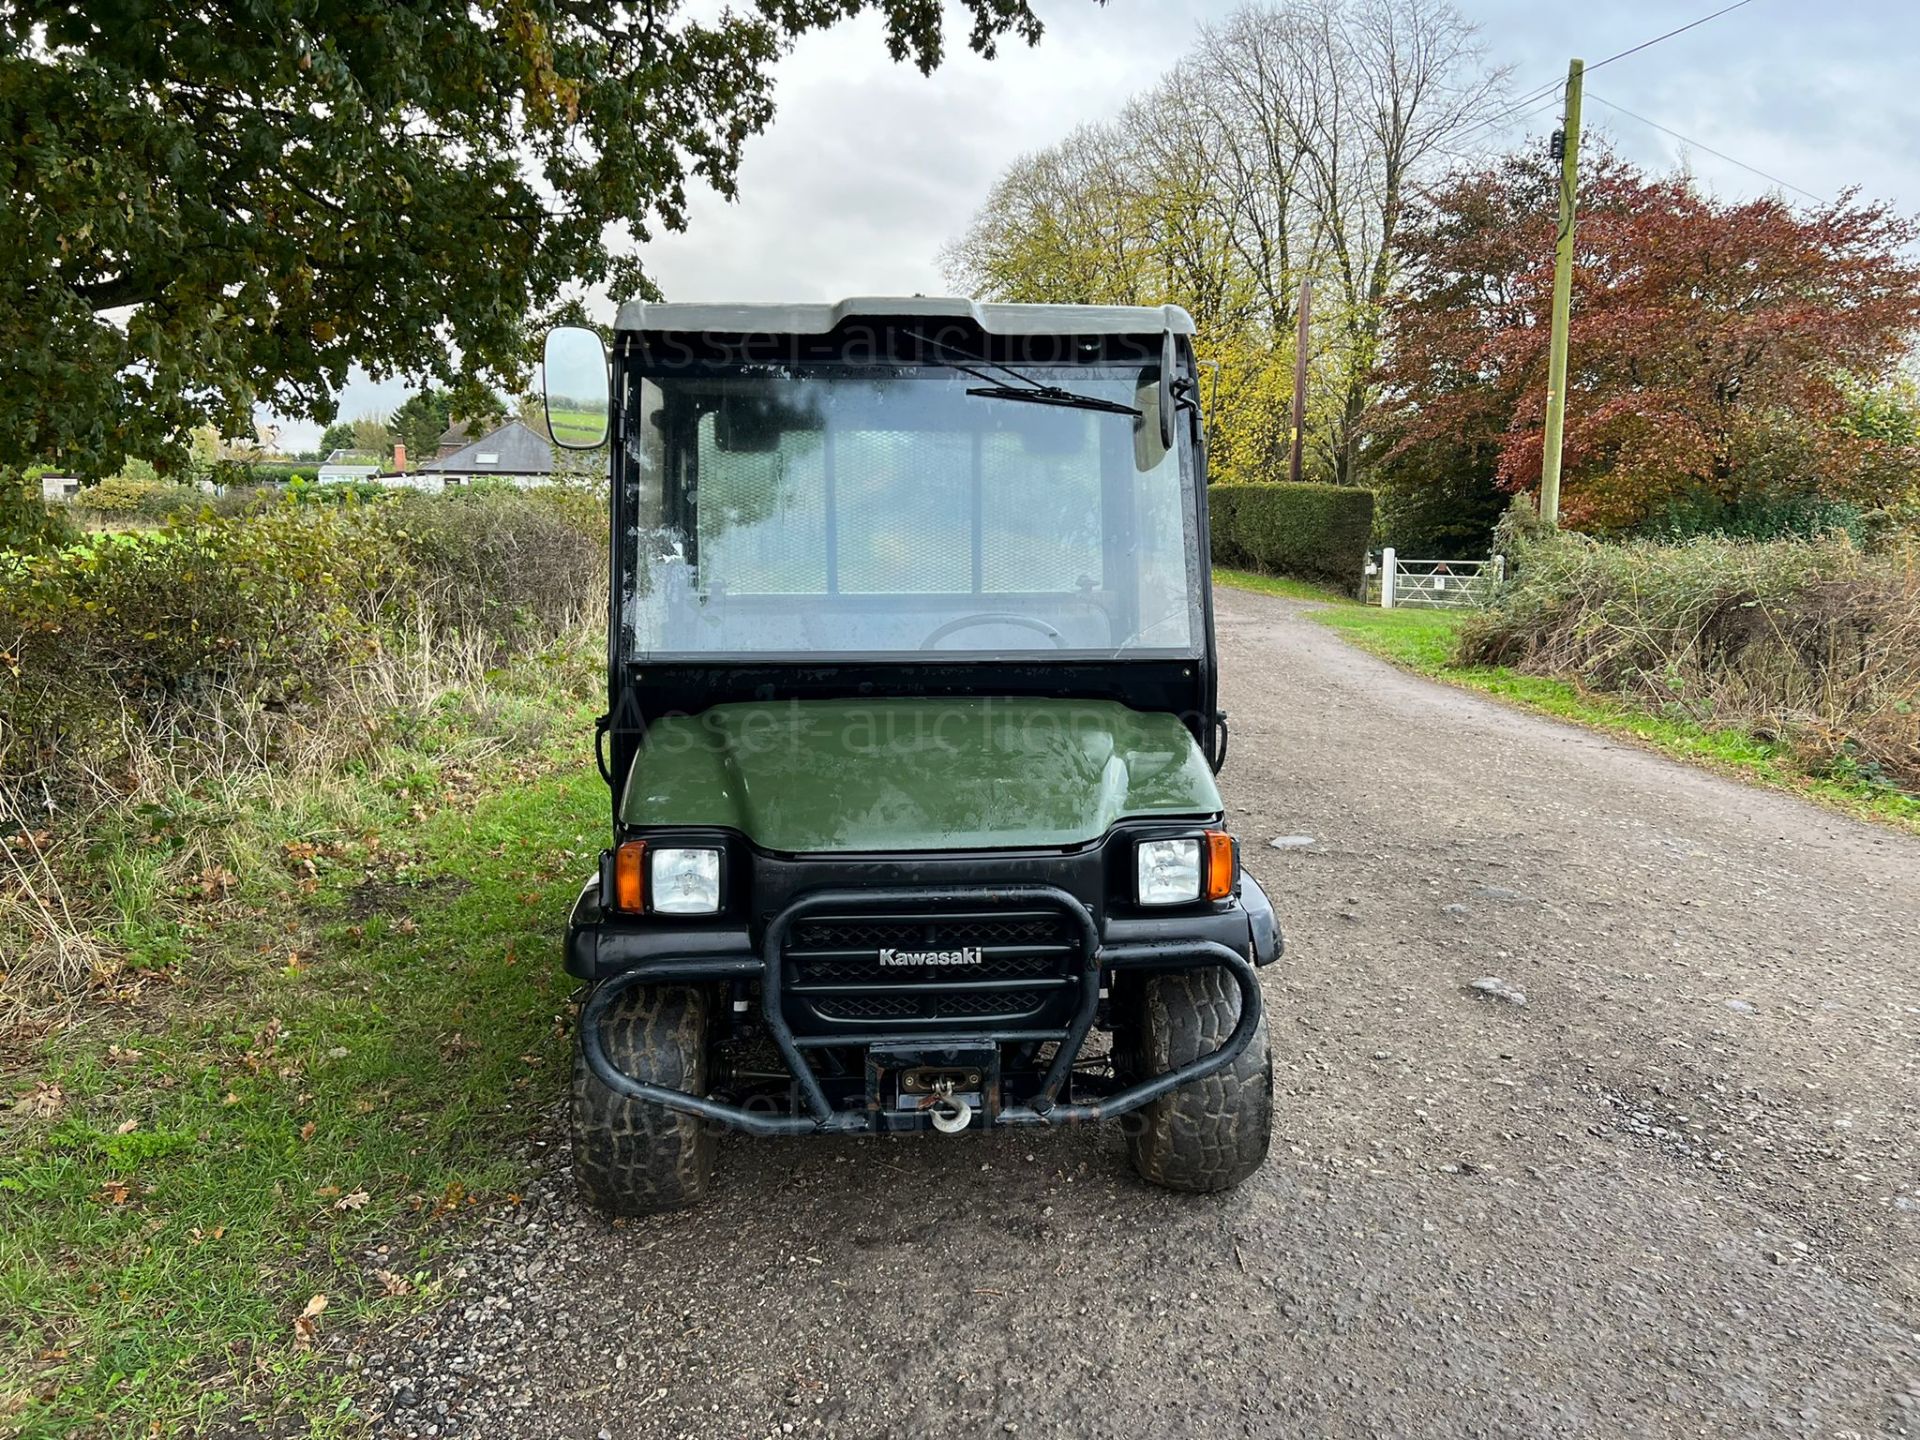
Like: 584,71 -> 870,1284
1124,966 -> 1273,1193
570,982 -> 714,1215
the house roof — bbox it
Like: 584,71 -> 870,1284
320,449 -> 382,466
420,419 -> 553,475
436,418 -> 474,449
613,296 -> 1196,338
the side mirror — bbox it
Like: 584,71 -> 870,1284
544,326 -> 610,449
1158,330 -> 1177,452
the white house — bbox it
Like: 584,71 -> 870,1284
317,449 -> 383,483
417,420 -> 555,488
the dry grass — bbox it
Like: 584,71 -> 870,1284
0,802 -> 103,1017
1462,532 -> 1920,792
0,489 -> 607,1022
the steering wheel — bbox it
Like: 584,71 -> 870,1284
919,613 -> 1068,650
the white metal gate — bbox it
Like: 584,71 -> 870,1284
1367,549 -> 1505,610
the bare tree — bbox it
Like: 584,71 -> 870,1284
943,0 -> 1506,485
942,71 -> 1256,337
1197,0 -> 1507,480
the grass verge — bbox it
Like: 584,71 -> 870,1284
1209,565 -> 1347,606
1214,568 -> 1920,834
1,662 -> 604,1439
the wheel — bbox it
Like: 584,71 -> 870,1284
570,981 -> 715,1215
1118,967 -> 1272,1193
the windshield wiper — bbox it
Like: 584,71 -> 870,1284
963,383 -> 1141,417
905,329 -> 1141,419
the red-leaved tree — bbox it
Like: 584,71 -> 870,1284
1377,148 -> 1920,532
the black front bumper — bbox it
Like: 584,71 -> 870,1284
568,871 -> 1281,1138
565,864 -> 1282,982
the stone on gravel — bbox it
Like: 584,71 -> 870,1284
1469,976 -> 1527,1006
1269,834 -> 1317,849
1724,998 -> 1757,1014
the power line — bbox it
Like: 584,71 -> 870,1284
1584,0 -> 1759,77
1450,77 -> 1571,147
1452,0 -> 1765,148
1585,91 -> 1825,202
1430,97 -> 1563,168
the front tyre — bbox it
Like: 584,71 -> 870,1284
1122,967 -> 1273,1193
570,982 -> 715,1215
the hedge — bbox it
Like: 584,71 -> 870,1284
218,461 -> 319,487
1209,482 -> 1376,592
71,476 -> 207,519
0,488 -> 603,800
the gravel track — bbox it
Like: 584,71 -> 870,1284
348,585 -> 1920,1440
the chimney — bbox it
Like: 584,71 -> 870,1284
392,442 -> 408,472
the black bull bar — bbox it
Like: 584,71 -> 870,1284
578,885 -> 1264,1137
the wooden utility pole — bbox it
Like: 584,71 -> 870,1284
1289,277 -> 1313,486
1539,57 -> 1584,526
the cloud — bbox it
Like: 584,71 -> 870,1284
640,5 -> 1203,303
273,0 -> 1919,450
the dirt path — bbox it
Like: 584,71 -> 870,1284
353,585 -> 1920,1440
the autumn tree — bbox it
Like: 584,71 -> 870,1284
1192,0 -> 1504,483
942,76 -> 1292,486
1377,149 -> 1920,533
945,0 -> 1501,487
1,0 -> 1058,502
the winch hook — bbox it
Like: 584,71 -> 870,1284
929,1092 -> 973,1134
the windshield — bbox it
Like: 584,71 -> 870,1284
618,363 -> 1201,660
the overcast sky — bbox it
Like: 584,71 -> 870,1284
274,0 -> 1920,453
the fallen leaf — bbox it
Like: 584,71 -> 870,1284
15,1083 -> 63,1119
115,1118 -> 139,1135
334,1190 -> 370,1211
299,1121 -> 316,1142
372,1268 -> 411,1297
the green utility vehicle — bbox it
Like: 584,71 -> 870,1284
546,298 -> 1279,1213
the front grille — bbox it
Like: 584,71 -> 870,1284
810,988 -> 1051,1022
781,906 -> 1082,1034
793,915 -> 1069,952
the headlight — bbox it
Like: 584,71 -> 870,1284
1136,837 -> 1202,906
650,847 -> 721,914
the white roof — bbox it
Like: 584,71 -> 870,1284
613,296 -> 1195,337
